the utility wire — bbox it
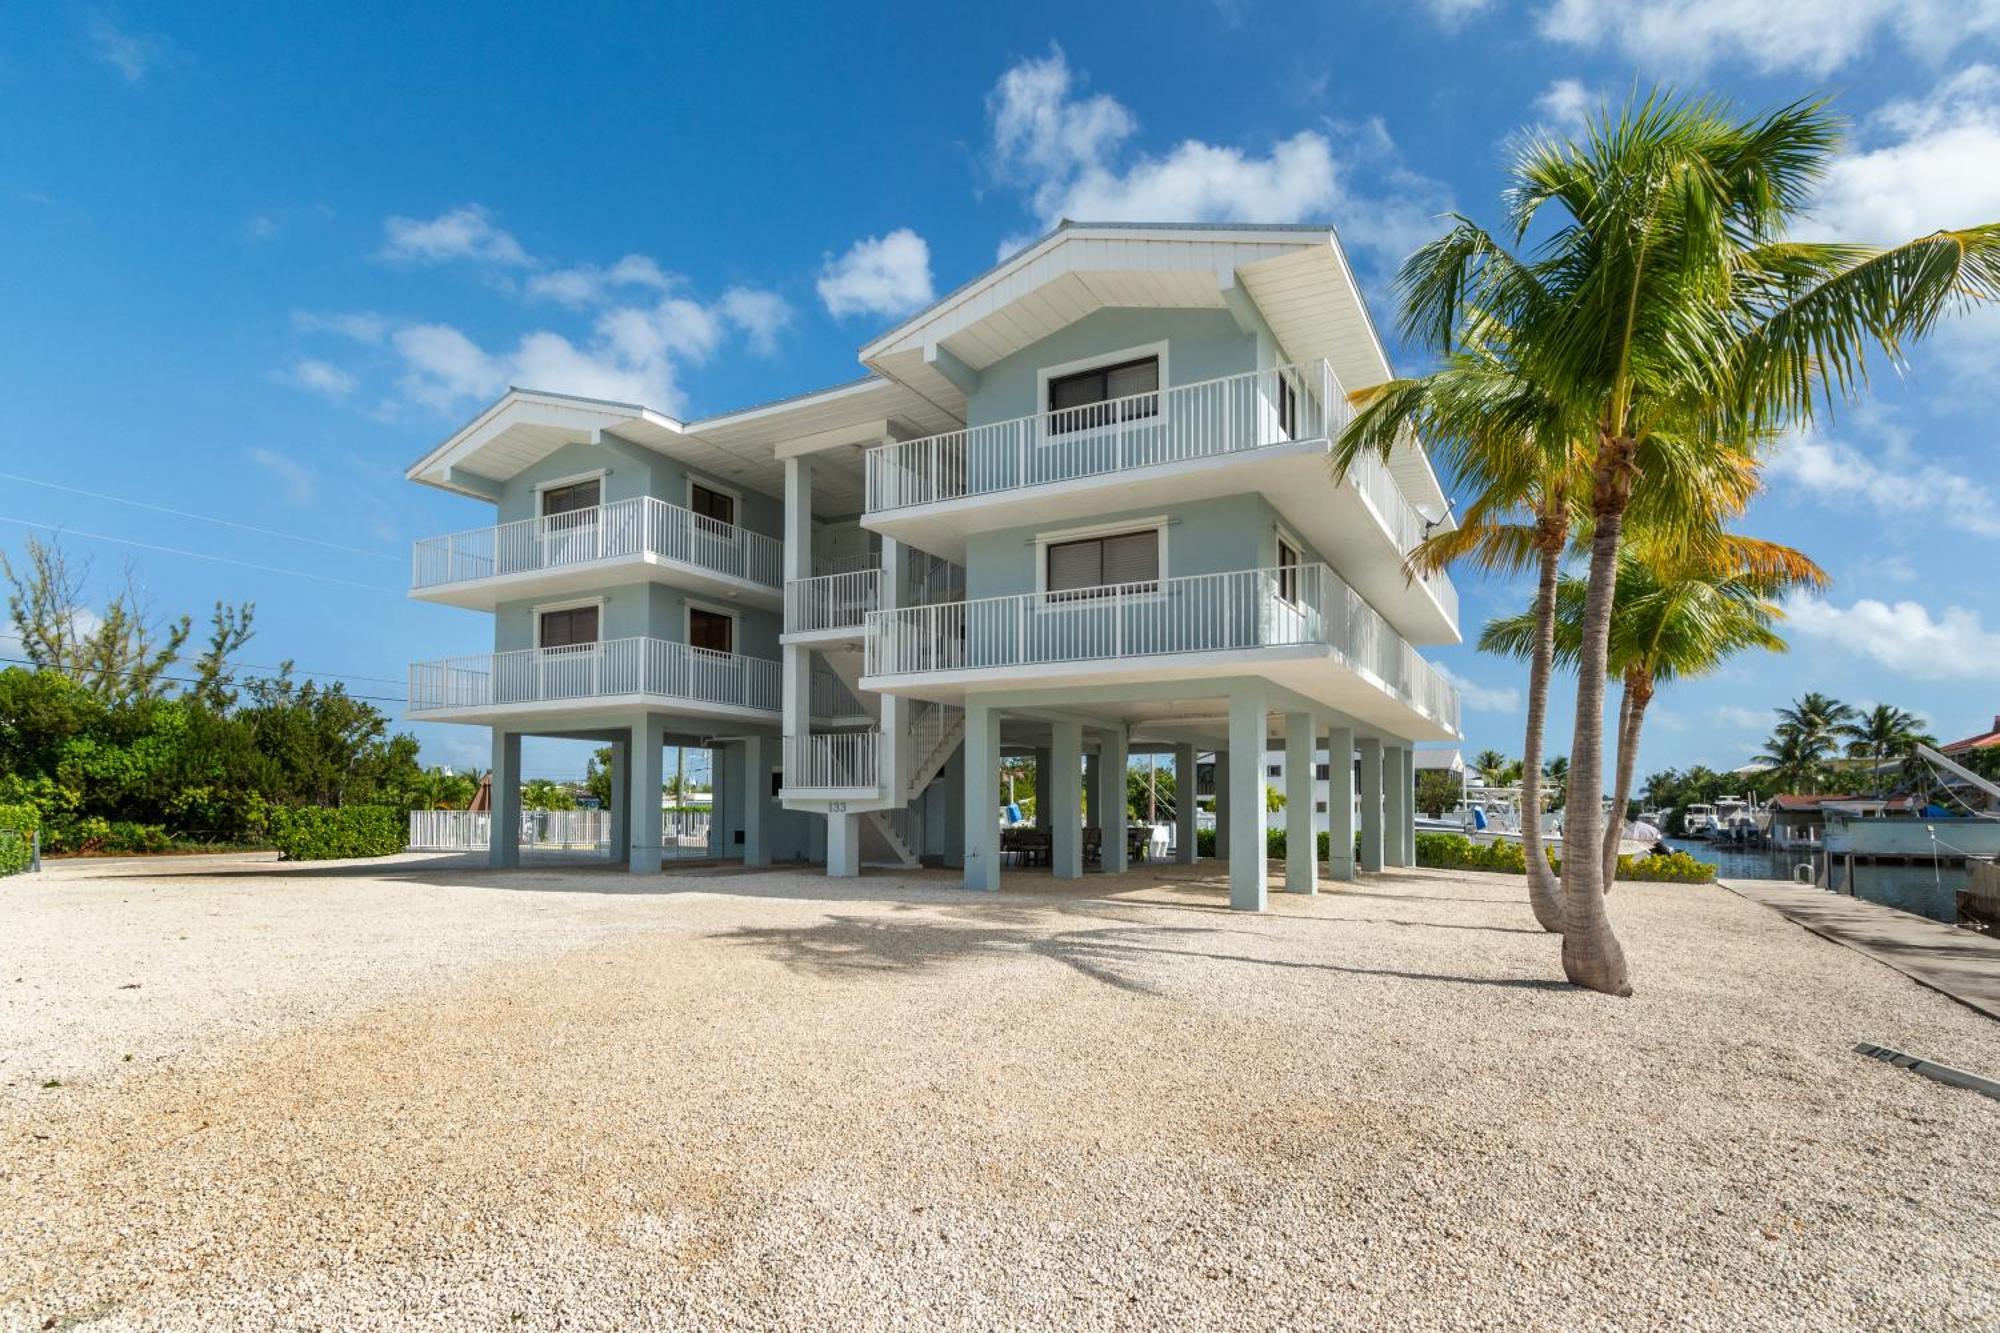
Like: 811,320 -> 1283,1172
0,471 -> 403,562
0,516 -> 402,594
0,655 -> 408,705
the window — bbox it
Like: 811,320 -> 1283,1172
1046,356 -> 1159,434
1315,801 -> 1328,813
1276,374 -> 1298,440
1267,764 -> 1282,778
538,605 -> 599,649
541,478 -> 600,518
1045,529 -> 1159,600
688,607 -> 734,654
1315,763 -> 1330,781
690,483 -> 735,527
1277,536 -> 1303,606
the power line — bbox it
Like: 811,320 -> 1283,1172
0,656 -> 408,705
0,471 -> 403,562
0,516 -> 402,594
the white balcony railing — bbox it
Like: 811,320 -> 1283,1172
782,731 -> 880,790
862,361 -> 1455,619
810,666 -> 869,719
866,361 -> 1346,512
787,568 -> 881,633
863,563 -> 1459,734
408,637 -> 781,715
411,496 -> 783,592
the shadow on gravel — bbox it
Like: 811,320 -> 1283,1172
721,912 -> 1573,997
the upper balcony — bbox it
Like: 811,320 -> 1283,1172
410,496 -> 784,611
407,636 -> 782,726
859,562 -> 1458,742
861,361 -> 1458,644
782,549 -> 966,640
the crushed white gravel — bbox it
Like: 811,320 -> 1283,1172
3,852 -> 1996,1330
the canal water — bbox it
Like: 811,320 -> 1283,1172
1663,837 -> 1824,884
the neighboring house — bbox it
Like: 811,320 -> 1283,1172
1766,793 -> 1856,851
1942,714 -> 2000,760
404,221 -> 1462,910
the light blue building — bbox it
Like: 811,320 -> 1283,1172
404,222 -> 1461,910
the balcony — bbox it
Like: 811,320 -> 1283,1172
861,563 -> 1459,741
781,731 -> 881,794
407,637 -> 782,724
783,549 -> 967,639
410,496 -> 784,610
861,361 -> 1458,644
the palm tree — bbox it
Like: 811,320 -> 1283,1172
1372,91 -> 2000,994
1767,692 -> 1857,793
1471,748 -> 1510,784
1755,727 -> 1825,796
1838,704 -> 1932,792
1483,537 -> 1818,886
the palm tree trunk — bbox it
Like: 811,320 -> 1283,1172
1559,444 -> 1634,996
1519,531 -> 1566,933
1602,674 -> 1650,892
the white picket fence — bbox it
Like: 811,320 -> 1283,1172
409,808 -> 714,856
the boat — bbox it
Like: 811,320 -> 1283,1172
1680,802 -> 1718,838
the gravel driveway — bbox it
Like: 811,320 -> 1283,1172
3,853 -> 1996,1330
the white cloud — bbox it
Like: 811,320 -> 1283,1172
379,205 -> 531,266
1438,664 -> 1523,712
1533,78 -> 1594,135
1784,596 -> 2000,680
984,47 -> 1450,273
246,447 -> 316,505
1715,705 -> 1773,730
817,229 -> 936,319
88,16 -> 175,83
242,215 -> 279,243
1422,0 -> 1495,25
1536,0 -> 2000,76
1806,65 -> 2000,244
293,310 -> 390,344
280,357 -> 356,399
525,253 -> 673,307
1766,421 -> 2000,539
717,287 -> 794,356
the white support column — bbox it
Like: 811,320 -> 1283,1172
827,811 -> 861,878
781,459 -> 814,788
1103,726 -> 1129,874
1284,712 -> 1316,894
1327,726 -> 1356,882
1083,751 -> 1101,832
877,535 -> 908,799
1357,738 -> 1385,874
630,717 -> 666,873
1384,744 -> 1410,868
1228,685 -> 1268,911
1050,720 -> 1083,880
607,736 -> 630,864
1215,751 -> 1231,859
741,734 -> 769,869
1174,742 -> 1198,864
963,702 -> 1002,892
489,729 -> 521,868
1401,746 -> 1417,866
1033,746 -> 1052,827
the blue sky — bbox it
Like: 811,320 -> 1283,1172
4,1 -> 1999,782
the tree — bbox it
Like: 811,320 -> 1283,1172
188,602 -> 256,710
585,746 -> 615,808
1839,704 -> 1933,792
1471,749 -> 1510,784
521,779 -> 577,811
1415,769 -> 1461,818
1376,91 -> 2000,994
3,536 -> 191,704
1127,760 -> 1177,824
1483,538 -> 1816,889
1755,726 -> 1826,796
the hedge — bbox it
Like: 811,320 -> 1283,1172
1414,832 -> 1714,884
0,801 -> 40,876
269,805 -> 406,861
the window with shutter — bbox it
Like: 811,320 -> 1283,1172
689,483 -> 735,527
538,605 -> 599,649
1046,356 -> 1159,435
1045,529 -> 1159,600
541,479 -> 601,518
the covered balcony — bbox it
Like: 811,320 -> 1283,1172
860,361 -> 1458,644
781,731 -> 881,796
407,637 -> 782,725
860,563 -> 1458,741
410,495 -> 784,610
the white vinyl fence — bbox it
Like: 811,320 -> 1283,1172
409,808 -> 714,857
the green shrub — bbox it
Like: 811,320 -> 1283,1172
1415,831 -> 1713,882
0,801 -> 39,876
269,805 -> 405,860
